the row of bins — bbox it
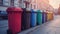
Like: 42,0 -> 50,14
22,9 -> 37,30
7,7 -> 54,34
21,8 -> 54,30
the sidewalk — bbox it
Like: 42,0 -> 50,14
0,20 -> 8,34
19,15 -> 60,34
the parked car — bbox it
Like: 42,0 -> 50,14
0,11 -> 8,19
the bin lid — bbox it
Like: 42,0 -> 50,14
46,11 -> 53,14
42,10 -> 48,13
26,8 -> 31,11
6,7 -> 23,12
31,9 -> 34,12
37,10 -> 42,12
31,9 -> 37,12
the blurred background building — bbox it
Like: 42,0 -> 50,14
0,0 -> 54,12
57,4 -> 60,15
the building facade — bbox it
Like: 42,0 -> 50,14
57,4 -> 60,15
0,0 -> 23,11
0,0 -> 54,11
38,0 -> 54,12
28,0 -> 54,11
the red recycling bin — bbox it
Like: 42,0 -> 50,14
6,7 -> 23,34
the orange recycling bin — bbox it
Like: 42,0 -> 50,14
6,7 -> 23,34
47,12 -> 53,21
50,12 -> 53,20
47,12 -> 51,21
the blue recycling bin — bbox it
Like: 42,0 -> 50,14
31,9 -> 37,27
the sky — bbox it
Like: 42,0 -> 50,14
49,0 -> 60,9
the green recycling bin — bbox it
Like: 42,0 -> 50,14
37,10 -> 42,25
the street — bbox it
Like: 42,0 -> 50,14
0,15 -> 60,34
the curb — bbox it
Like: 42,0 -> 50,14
18,25 -> 40,34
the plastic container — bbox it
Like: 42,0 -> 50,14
47,12 -> 53,21
50,12 -> 53,20
37,10 -> 42,25
6,7 -> 23,34
31,9 -> 37,27
47,12 -> 51,21
22,8 -> 31,30
45,12 -> 47,22
42,12 -> 45,24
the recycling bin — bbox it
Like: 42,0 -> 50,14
22,8 -> 31,30
49,13 -> 52,20
6,7 -> 23,34
45,12 -> 47,22
47,12 -> 50,21
37,10 -> 42,25
31,9 -> 37,27
42,11 -> 48,23
42,12 -> 45,23
47,12 -> 52,21
50,12 -> 53,20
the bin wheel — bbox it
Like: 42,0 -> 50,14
7,30 -> 12,34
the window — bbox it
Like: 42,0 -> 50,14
0,0 -> 3,5
3,0 -> 10,6
10,0 -> 20,7
10,0 -> 14,6
14,0 -> 19,7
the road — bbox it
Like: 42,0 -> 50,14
0,15 -> 60,34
